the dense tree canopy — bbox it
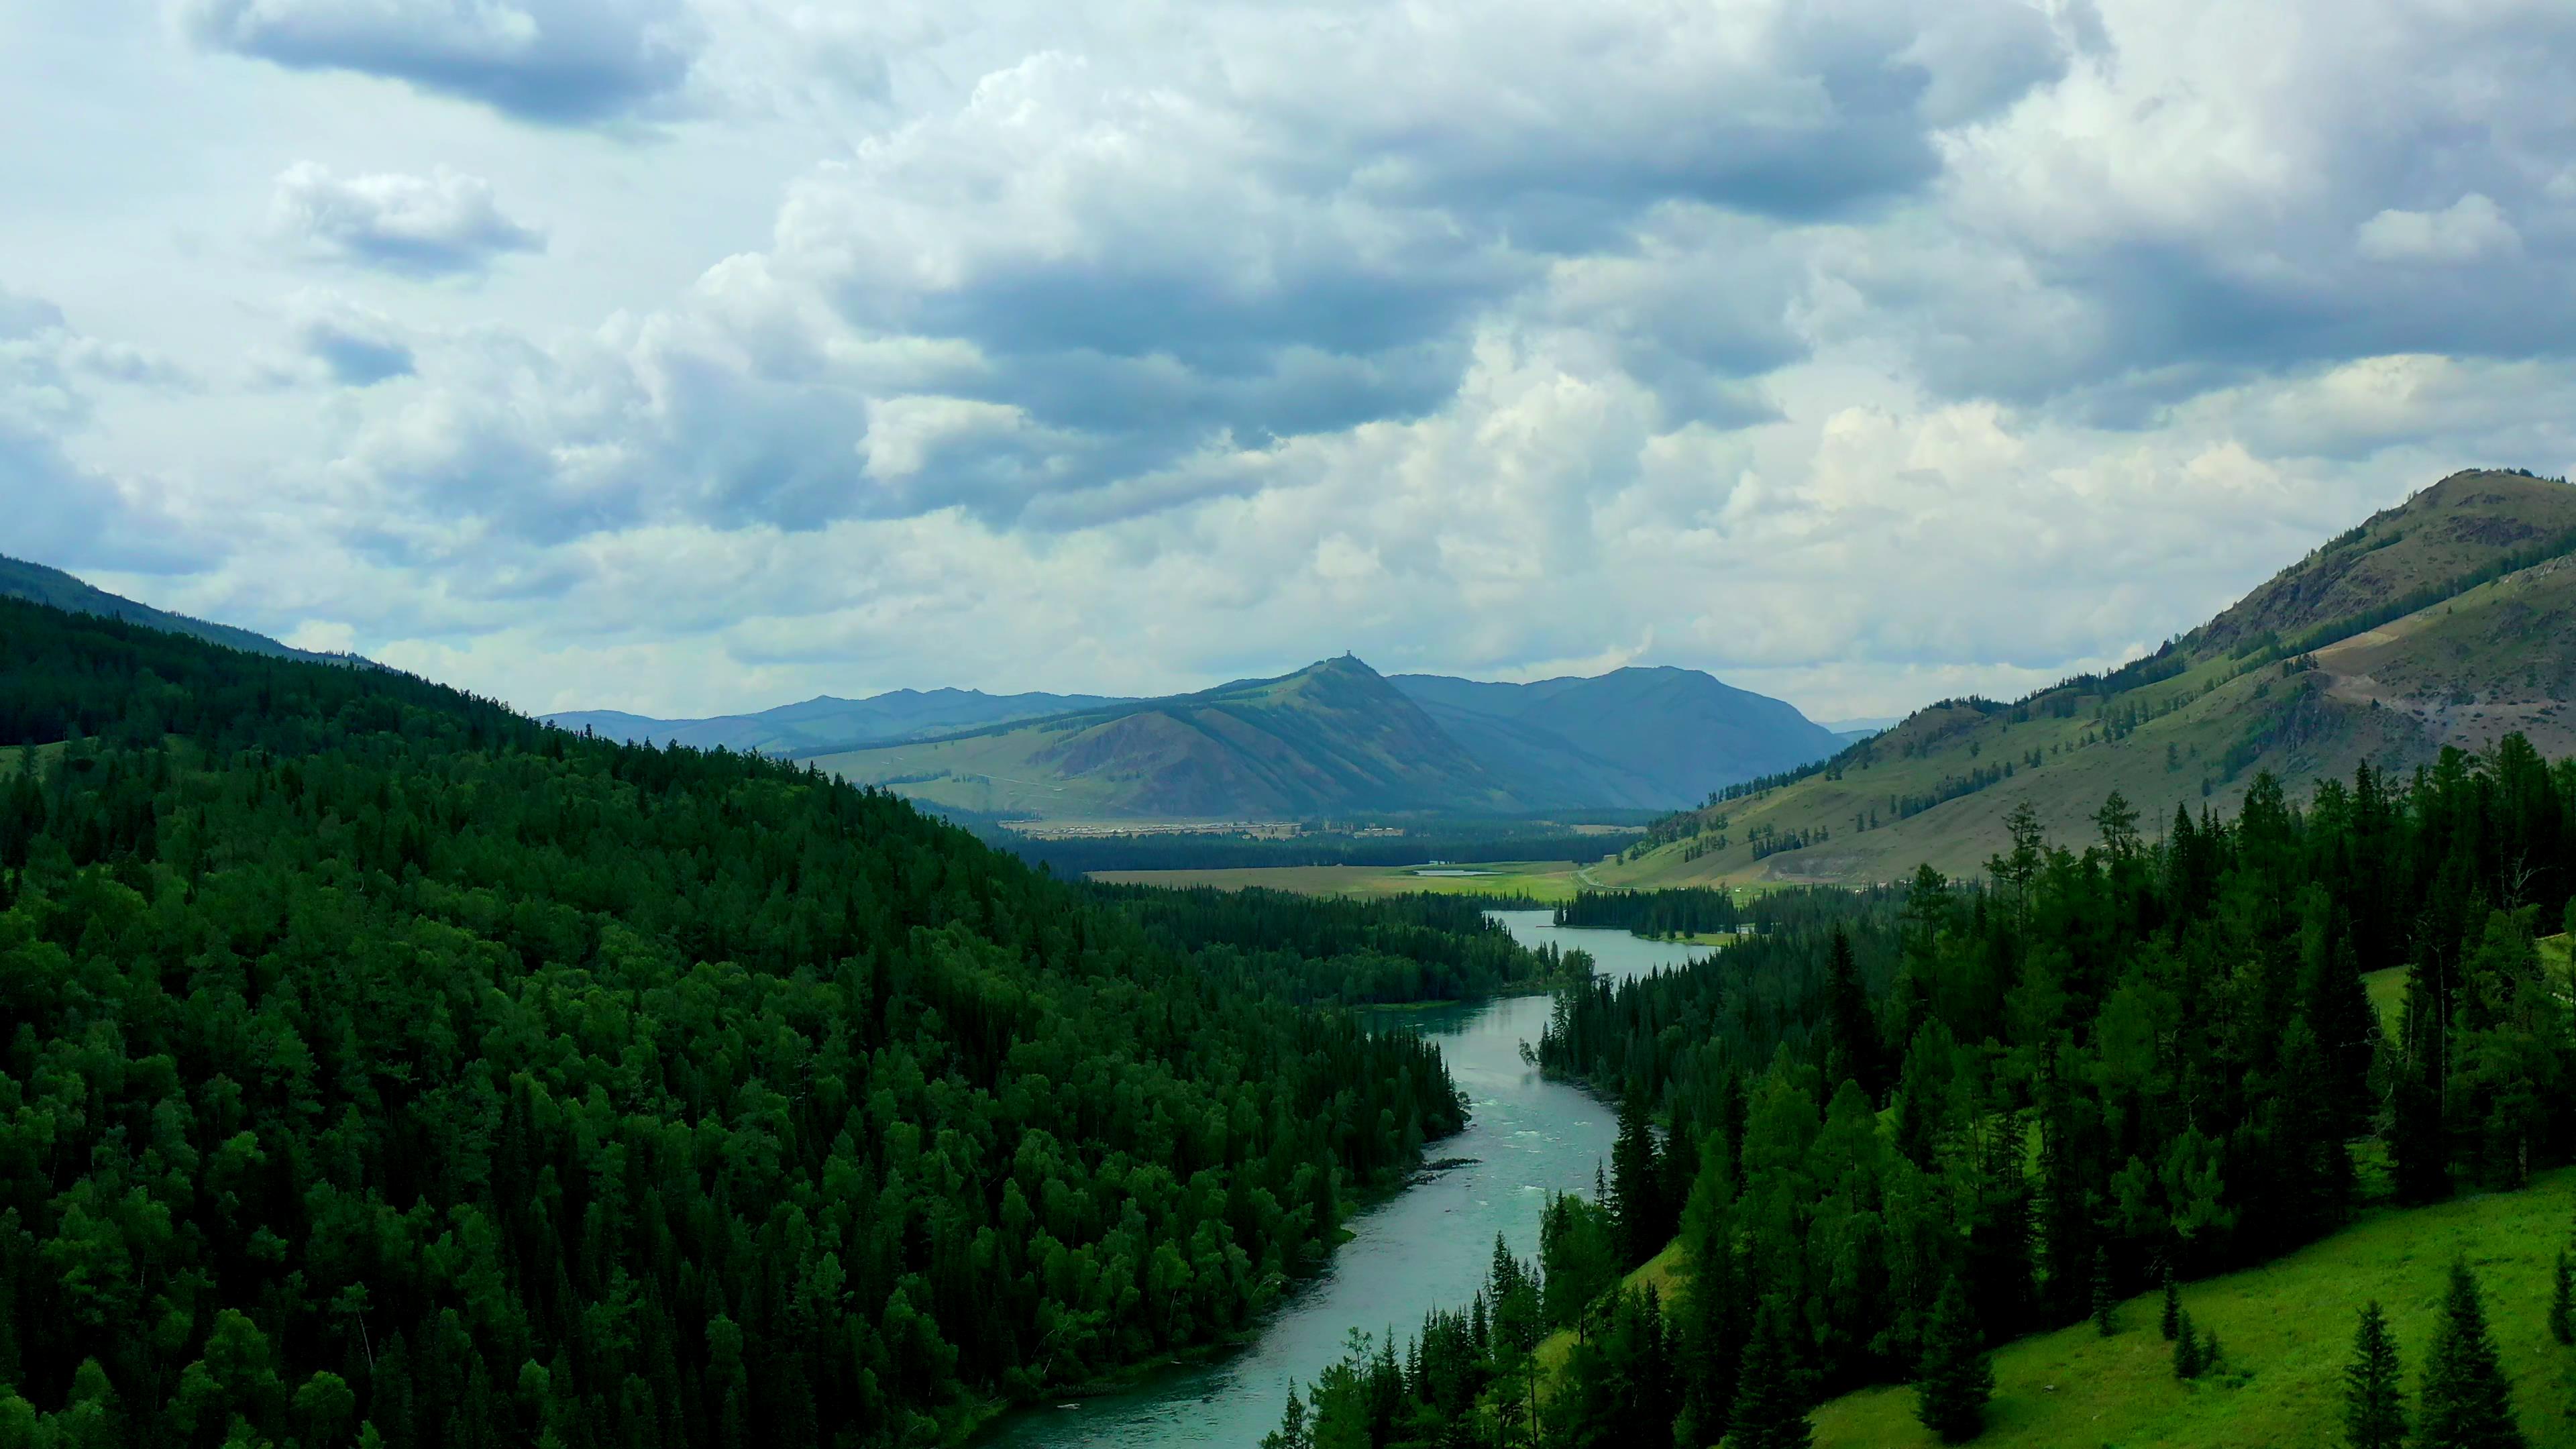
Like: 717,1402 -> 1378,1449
1287,746 -> 2576,1446
0,598 -> 1546,1448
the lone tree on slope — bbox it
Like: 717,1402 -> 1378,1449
2415,1258 -> 2526,1449
2343,1300 -> 2406,1449
1915,1275 -> 1995,1444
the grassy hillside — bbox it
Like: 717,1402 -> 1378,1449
810,655 -> 1521,819
1601,470 -> 2576,885
1811,1169 -> 2576,1449
0,553 -> 352,664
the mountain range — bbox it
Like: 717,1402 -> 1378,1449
803,659 -> 1843,819
545,688 -> 1129,755
1600,468 -> 2576,885
551,662 -> 1845,820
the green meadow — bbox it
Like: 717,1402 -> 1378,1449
1811,1168 -> 2576,1449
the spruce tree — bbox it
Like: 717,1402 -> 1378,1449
1728,1295 -> 1813,1449
1913,1276 -> 1994,1444
1258,1385 -> 1311,1449
2160,1266 -> 2181,1342
2171,1312 -> 2202,1381
2343,1300 -> 2406,1449
2090,1247 -> 2118,1337
2550,1250 -> 2573,1348
1609,1087 -> 1665,1268
2416,1258 -> 2526,1449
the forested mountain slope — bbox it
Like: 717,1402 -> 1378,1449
543,686 -> 1129,757
1601,468 -> 2576,884
0,597 -> 1548,1448
810,655 -> 1521,819
1271,737 -> 2576,1446
1390,667 -> 1841,810
0,553 -> 352,665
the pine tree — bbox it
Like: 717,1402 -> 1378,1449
2343,1300 -> 2407,1449
1258,1385 -> 1311,1449
2549,1250 -> 2573,1348
1727,1295 -> 1812,1449
2171,1312 -> 2202,1381
2160,1266 -> 2181,1342
1913,1276 -> 1994,1444
2416,1258 -> 2527,1449
2201,1324 -> 2225,1377
2090,1247 -> 2118,1337
1609,1087 -> 1666,1269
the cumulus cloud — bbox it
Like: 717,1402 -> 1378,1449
270,162 -> 544,278
182,0 -> 701,125
20,0 -> 2576,716
0,288 -> 197,570
263,296 -> 417,386
2355,194 -> 2522,264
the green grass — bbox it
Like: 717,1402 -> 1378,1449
2543,934 -> 2573,976
1810,1168 -> 2576,1448
2363,965 -> 2411,1034
1534,1241 -> 1688,1376
1087,860 -> 1585,902
0,742 -> 62,779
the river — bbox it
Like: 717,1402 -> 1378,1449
975,911 -> 1710,1448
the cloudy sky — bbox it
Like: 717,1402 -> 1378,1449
6,0 -> 2575,721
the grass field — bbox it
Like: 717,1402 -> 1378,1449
0,742 -> 62,779
1087,860 -> 1587,902
1534,1241 -> 1686,1375
1811,1167 -> 2576,1449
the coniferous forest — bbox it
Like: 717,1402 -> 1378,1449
1267,752 -> 2576,1446
0,598 -> 1546,1447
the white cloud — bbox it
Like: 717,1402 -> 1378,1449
7,0 -> 2576,721
182,0 -> 701,125
2355,193 -> 2522,264
270,162 -> 544,277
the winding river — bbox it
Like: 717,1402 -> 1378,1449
977,911 -> 1710,1448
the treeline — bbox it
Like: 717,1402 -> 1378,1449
1091,885 -> 1585,1004
0,597 -> 1508,1448
1551,885 -> 1898,943
1554,888 -> 1742,938
1278,737 -> 2576,1446
995,828 -> 1638,875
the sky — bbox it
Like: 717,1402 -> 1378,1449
6,0 -> 2576,723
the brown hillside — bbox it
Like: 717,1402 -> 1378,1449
2199,469 -> 2576,651
1596,467 -> 2576,886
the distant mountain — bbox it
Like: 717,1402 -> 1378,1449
1389,666 -> 1843,810
810,656 -> 1519,819
545,687 -> 1128,756
0,554 -> 352,664
1821,716 -> 1900,739
1599,468 -> 2576,885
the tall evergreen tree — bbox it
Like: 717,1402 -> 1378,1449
2160,1267 -> 2181,1342
2416,1258 -> 2526,1449
1913,1277 -> 1994,1445
1258,1385 -> 1311,1449
2550,1252 -> 2573,1349
1727,1296 -> 1811,1449
1609,1087 -> 1667,1269
2343,1300 -> 2406,1449
2171,1313 -> 2202,1381
1823,928 -> 1883,1102
2090,1248 -> 2118,1338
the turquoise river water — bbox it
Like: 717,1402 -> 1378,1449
975,911 -> 1709,1448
